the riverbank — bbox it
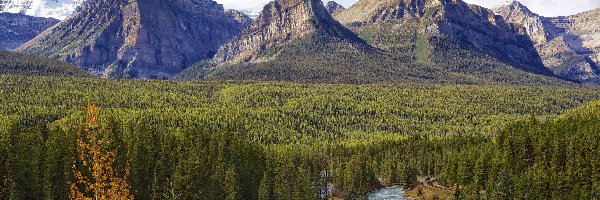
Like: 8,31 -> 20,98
405,182 -> 454,200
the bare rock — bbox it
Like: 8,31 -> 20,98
0,13 -> 58,50
17,0 -> 248,79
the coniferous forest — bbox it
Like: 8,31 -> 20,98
1,74 -> 600,199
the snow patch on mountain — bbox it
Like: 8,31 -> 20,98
0,0 -> 84,20
239,8 -> 260,20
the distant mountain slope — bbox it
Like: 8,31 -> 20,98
0,0 -> 83,20
495,1 -> 600,83
211,0 -> 370,66
0,12 -> 58,50
176,0 -> 567,85
0,51 -> 89,76
17,0 -> 250,79
334,0 -> 553,76
176,0 -> 396,83
225,9 -> 253,28
325,1 -> 345,15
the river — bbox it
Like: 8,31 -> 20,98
367,185 -> 411,200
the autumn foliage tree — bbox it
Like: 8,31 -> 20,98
69,102 -> 133,200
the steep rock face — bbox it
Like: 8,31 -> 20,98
334,0 -> 552,76
493,1 -> 548,46
325,1 -> 344,15
17,0 -> 249,78
225,9 -> 253,28
212,0 -> 367,66
0,12 -> 58,50
0,0 -> 84,20
176,0 -> 564,85
495,1 -> 600,82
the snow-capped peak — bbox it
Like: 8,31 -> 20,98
0,0 -> 84,20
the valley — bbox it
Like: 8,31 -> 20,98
1,0 -> 600,199
1,75 -> 600,199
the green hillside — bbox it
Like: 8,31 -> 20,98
0,51 -> 90,77
177,34 -> 570,85
439,100 -> 600,199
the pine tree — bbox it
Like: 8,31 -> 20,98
258,163 -> 274,200
294,166 -> 316,200
224,165 -> 241,200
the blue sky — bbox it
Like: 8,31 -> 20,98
215,0 -> 600,17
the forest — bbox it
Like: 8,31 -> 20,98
0,51 -> 90,77
1,74 -> 600,199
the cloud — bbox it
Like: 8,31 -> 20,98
214,0 -> 600,17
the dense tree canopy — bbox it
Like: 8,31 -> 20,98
0,74 -> 599,199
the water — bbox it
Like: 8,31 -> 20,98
367,185 -> 411,200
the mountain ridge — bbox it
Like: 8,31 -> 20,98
210,0 -> 371,66
334,0 -> 553,76
0,12 -> 58,50
325,1 -> 345,15
494,1 -> 600,83
17,0 -> 251,79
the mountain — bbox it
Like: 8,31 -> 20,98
0,50 -> 90,76
225,9 -> 253,28
494,1 -> 600,83
334,0 -> 553,76
0,12 -> 58,50
17,0 -> 251,79
176,0 -> 393,82
0,0 -> 83,20
210,0 -> 369,66
325,1 -> 345,15
176,0 -> 565,85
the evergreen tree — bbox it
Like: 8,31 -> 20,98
224,165 -> 241,200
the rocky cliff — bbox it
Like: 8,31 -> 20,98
495,1 -> 600,83
325,1 -> 345,15
225,9 -> 253,28
334,0 -> 552,76
211,0 -> 368,66
17,0 -> 250,79
175,0 -> 563,85
0,12 -> 58,50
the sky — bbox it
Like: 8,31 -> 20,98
214,0 -> 600,17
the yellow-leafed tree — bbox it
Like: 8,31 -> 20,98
69,102 -> 133,200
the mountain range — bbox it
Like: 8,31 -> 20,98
16,0 -> 252,79
175,0 -> 562,85
494,0 -> 600,83
1,0 -> 599,84
334,0 -> 552,76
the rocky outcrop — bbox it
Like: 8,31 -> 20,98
493,1 -> 548,46
495,1 -> 600,82
0,12 -> 58,50
17,0 -> 249,79
334,0 -> 552,76
225,9 -> 253,28
176,0 -> 567,84
212,0 -> 367,65
325,1 -> 345,15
